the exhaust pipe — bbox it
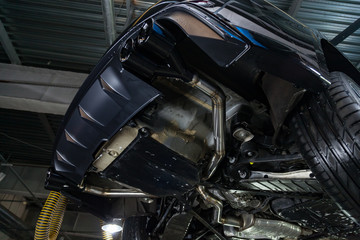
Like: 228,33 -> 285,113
189,75 -> 226,180
83,185 -> 156,198
197,186 -> 253,228
197,185 -> 312,239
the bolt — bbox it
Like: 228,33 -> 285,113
141,198 -> 154,204
229,157 -> 236,164
238,170 -> 247,179
249,200 -> 261,208
108,150 -> 119,157
140,128 -> 149,137
247,151 -> 254,157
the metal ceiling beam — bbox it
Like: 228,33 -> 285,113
37,113 -> 56,143
331,18 -> 360,46
124,0 -> 135,28
287,0 -> 303,17
0,165 -> 49,199
0,204 -> 32,240
101,0 -> 117,46
0,154 -> 43,208
0,63 -> 87,115
0,20 -> 21,65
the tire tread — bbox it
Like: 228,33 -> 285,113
292,72 -> 360,223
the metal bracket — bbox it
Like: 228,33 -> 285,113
249,169 -> 314,180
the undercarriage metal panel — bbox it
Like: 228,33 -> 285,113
238,178 -> 323,193
277,198 -> 358,235
103,129 -> 200,197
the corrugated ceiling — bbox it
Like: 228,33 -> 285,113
0,0 -> 359,73
0,108 -> 62,166
0,44 -> 9,63
294,0 -> 360,64
0,0 -> 157,72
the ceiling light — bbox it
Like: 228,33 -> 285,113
101,223 -> 123,233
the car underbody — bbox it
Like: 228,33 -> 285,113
42,0 -> 360,239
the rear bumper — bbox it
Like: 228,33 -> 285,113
53,53 -> 160,184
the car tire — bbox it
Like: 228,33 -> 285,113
122,216 -> 149,240
292,71 -> 360,224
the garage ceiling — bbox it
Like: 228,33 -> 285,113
0,0 -> 359,73
0,0 -> 157,72
0,0 -> 360,72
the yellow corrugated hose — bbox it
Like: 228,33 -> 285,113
34,191 -> 68,240
48,193 -> 67,240
100,220 -> 114,240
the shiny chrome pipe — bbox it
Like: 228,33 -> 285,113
197,186 -> 251,228
189,75 -> 225,180
197,185 -> 224,225
83,185 -> 156,197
